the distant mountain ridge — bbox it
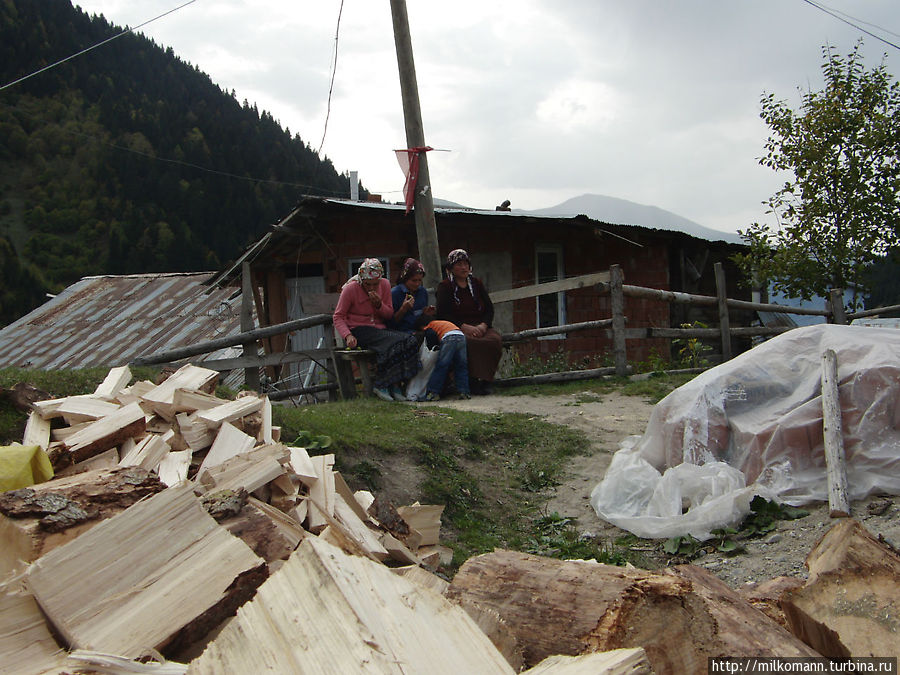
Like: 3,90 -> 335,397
528,194 -> 742,243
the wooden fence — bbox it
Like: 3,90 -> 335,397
130,261 -> 892,398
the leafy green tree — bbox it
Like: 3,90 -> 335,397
734,42 -> 900,309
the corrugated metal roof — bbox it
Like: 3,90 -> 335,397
0,272 -> 246,370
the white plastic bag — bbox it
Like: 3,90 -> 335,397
406,342 -> 439,401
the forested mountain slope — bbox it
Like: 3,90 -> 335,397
0,0 -> 358,325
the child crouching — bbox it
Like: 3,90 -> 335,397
416,318 -> 471,401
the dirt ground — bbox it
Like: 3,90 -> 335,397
429,390 -> 900,589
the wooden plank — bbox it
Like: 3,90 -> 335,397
490,271 -> 611,304
62,402 -> 147,464
186,537 -> 515,674
23,410 -> 51,451
25,483 -> 267,659
821,349 -> 850,518
93,365 -> 133,400
196,396 -> 264,430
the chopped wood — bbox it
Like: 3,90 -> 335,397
157,450 -> 193,487
417,544 -> 454,568
287,446 -> 317,487
447,550 -> 820,672
0,467 -> 165,576
368,495 -> 409,538
62,401 -> 147,464
306,453 -> 335,531
54,447 -> 120,478
175,412 -> 213,452
219,497 -> 304,564
396,503 -> 444,548
32,394 -> 95,420
330,493 -> 389,561
821,349 -> 850,517
116,379 -> 156,406
736,576 -> 804,629
334,470 -> 372,524
258,396 -> 273,444
65,650 -> 188,674
56,396 -> 121,425
141,365 -> 220,421
354,489 -> 376,513
185,536 -> 515,674
119,433 -> 171,470
379,531 -> 427,567
93,365 -> 132,401
196,396 -> 264,430
0,583 -> 66,675
522,649 -> 651,675
172,388 -> 228,413
25,483 -> 267,659
23,410 -> 51,451
196,421 -> 257,478
452,596 -> 525,671
195,445 -> 287,495
781,518 -> 900,658
391,564 -> 450,595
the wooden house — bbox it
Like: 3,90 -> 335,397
212,197 -> 751,372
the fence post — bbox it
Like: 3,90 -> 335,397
610,264 -> 628,376
241,262 -> 260,391
714,262 -> 732,361
829,289 -> 847,324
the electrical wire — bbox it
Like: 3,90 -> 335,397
799,0 -> 900,51
316,0 -> 345,157
0,0 -> 199,92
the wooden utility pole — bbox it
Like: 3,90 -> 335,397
389,0 -> 443,288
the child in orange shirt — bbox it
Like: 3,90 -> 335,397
416,318 -> 471,400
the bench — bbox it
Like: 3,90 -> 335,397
331,348 -> 377,399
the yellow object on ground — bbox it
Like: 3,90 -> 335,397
0,444 -> 54,492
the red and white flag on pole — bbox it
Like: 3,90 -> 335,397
395,146 -> 432,214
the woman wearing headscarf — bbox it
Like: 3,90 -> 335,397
389,257 -> 435,333
333,258 -> 420,402
435,249 -> 503,395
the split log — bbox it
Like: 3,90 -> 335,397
140,364 -> 219,421
22,410 -> 51,451
306,453 -> 335,531
287,446 -> 317,487
196,421 -> 256,477
176,412 -> 214,452
172,388 -> 228,413
196,396 -> 264,430
157,450 -> 192,487
195,444 -> 288,495
0,466 -> 164,576
92,365 -> 132,400
61,401 -> 146,464
781,518 -> 900,658
736,576 -> 804,629
54,447 -> 120,478
219,496 -> 305,565
391,564 -> 450,595
396,503 -> 444,549
186,536 -> 515,674
523,649 -> 651,675
0,583 -> 67,675
447,550 -> 819,673
25,483 -> 267,659
119,433 -> 170,470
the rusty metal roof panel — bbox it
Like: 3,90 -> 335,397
0,273 -> 245,370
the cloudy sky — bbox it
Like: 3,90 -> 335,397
72,1 -> 900,235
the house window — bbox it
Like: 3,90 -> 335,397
347,257 -> 390,282
536,246 -> 565,336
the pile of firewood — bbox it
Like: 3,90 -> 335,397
1,365 -> 898,674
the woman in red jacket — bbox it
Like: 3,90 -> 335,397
333,258 -> 420,401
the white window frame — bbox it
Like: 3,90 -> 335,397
535,245 -> 566,339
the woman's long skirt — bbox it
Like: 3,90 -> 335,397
350,326 -> 420,388
465,328 -> 503,382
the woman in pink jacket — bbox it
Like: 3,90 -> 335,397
333,258 -> 420,401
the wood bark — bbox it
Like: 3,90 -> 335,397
781,519 -> 900,658
447,550 -> 819,673
0,466 -> 165,576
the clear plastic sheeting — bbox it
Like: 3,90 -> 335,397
591,324 -> 900,540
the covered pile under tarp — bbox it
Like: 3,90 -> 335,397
591,324 -> 900,539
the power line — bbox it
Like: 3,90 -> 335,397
0,0 -> 199,92
316,0 -> 345,157
800,0 -> 900,52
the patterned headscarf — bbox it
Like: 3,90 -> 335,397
445,249 -> 482,310
357,258 -> 384,281
398,257 -> 425,284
